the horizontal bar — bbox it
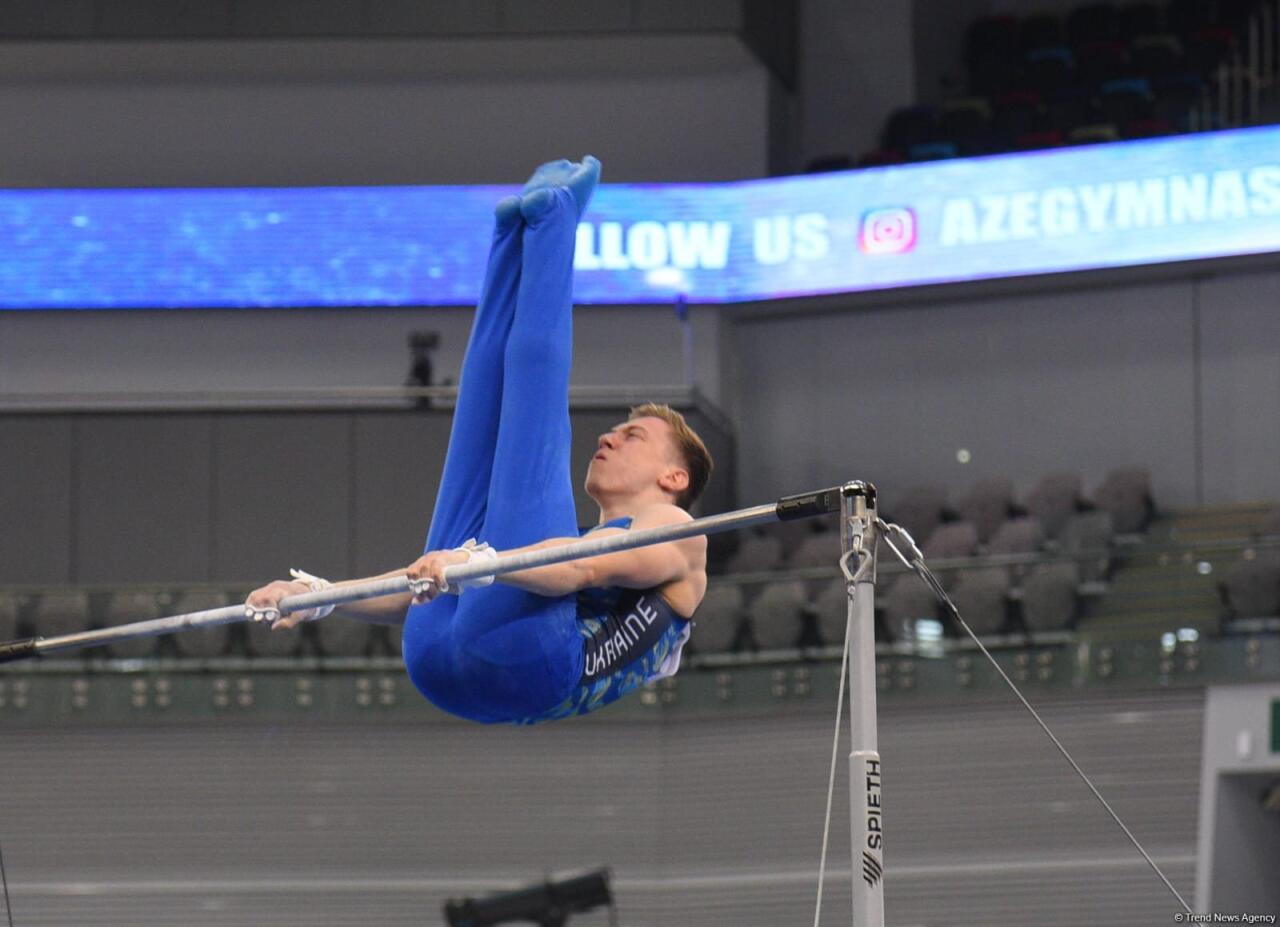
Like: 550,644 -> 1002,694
0,637 -> 38,662
0,384 -> 704,414
0,486 -> 845,663
776,487 -> 844,521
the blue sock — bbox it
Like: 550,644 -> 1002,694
520,155 -> 601,221
493,194 -> 522,230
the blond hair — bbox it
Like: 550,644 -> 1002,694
628,402 -> 713,510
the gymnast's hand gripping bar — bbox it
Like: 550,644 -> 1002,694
0,485 -> 847,663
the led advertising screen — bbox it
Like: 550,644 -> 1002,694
2,125 -> 1279,309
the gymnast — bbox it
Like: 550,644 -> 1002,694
245,156 -> 714,724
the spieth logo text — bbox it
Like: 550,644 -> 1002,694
859,207 -> 918,254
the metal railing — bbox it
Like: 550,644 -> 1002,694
5,530 -> 1279,674
0,383 -> 717,414
1190,0 -> 1280,130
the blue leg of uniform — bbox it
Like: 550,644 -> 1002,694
404,158 -> 600,724
402,195 -> 524,723
422,194 -> 524,553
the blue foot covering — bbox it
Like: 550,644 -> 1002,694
520,155 -> 601,220
493,194 -> 523,231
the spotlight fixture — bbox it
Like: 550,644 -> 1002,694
407,330 -> 441,407
443,868 -> 614,927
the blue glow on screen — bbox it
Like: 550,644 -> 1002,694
2,125 -> 1279,309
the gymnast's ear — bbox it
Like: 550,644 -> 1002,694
658,465 -> 690,498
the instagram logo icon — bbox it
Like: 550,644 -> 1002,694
859,207 -> 918,254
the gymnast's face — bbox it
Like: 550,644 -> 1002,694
586,416 -> 685,503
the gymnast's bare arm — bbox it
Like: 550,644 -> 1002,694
406,504 -> 707,612
246,569 -> 413,631
248,505 -> 706,630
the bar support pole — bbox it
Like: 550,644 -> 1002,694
843,481 -> 884,927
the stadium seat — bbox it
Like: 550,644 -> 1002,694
970,55 -> 1021,97
947,566 -> 1012,636
988,516 -> 1046,555
881,576 -> 943,641
725,531 -> 784,574
885,485 -> 948,551
1026,473 -> 1083,539
993,90 -> 1045,142
691,584 -> 746,654
31,591 -> 90,639
1184,26 -> 1237,76
1152,71 -> 1207,128
1020,561 -> 1082,631
380,623 -> 403,658
787,531 -> 840,570
1166,0 -> 1218,35
1107,466 -> 1155,496
102,590 -> 164,658
1217,0 -> 1266,27
923,521 -> 980,593
246,612 -> 303,658
882,104 -> 939,150
316,617 -> 372,658
1060,510 -> 1115,582
1015,128 -> 1066,149
804,155 -> 854,173
1068,3 -> 1121,45
1219,549 -> 1280,621
1117,2 -> 1163,41
765,515 -> 823,556
1068,122 -> 1123,144
1021,13 -> 1066,51
748,580 -> 809,650
1131,33 -> 1185,79
1122,116 -> 1177,137
965,14 -> 1021,67
1095,466 -> 1154,534
1041,471 -> 1086,499
923,521 -> 981,560
1025,46 -> 1076,97
706,531 -> 736,575
959,478 -> 1014,544
169,589 -> 232,658
1099,77 -> 1155,123
907,141 -> 959,162
856,148 -> 907,168
1043,87 -> 1097,132
1076,39 -> 1132,85
811,576 -> 849,647
965,14 -> 1022,93
0,593 -> 21,643
938,97 -> 995,152
1215,65 -> 1259,108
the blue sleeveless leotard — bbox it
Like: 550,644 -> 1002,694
510,516 -> 692,725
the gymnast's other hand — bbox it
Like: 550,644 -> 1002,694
406,549 -> 471,603
244,580 -> 316,631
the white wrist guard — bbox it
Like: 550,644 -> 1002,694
288,568 -> 335,621
448,539 -> 499,593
